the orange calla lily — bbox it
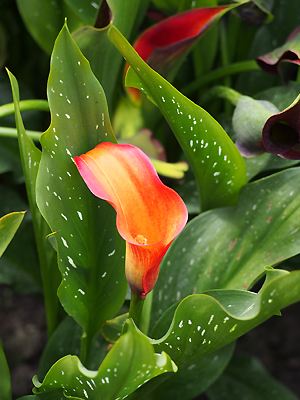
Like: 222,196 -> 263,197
74,142 -> 188,297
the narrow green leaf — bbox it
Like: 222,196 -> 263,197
152,167 -> 300,323
8,71 -> 60,335
0,211 -> 24,258
150,269 -> 300,400
36,23 -> 127,347
33,320 -> 177,400
208,354 -> 297,400
0,342 -> 11,400
108,26 -> 247,210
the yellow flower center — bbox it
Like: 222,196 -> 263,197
135,234 -> 148,245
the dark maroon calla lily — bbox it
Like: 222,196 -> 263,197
257,27 -> 300,79
126,5 -> 230,102
262,95 -> 300,159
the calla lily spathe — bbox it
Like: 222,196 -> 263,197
126,5 -> 228,102
74,142 -> 188,297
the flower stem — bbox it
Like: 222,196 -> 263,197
184,60 -> 259,95
0,99 -> 49,118
201,86 -> 242,106
129,291 -> 147,332
80,332 -> 88,364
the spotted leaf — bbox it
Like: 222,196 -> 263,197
152,167 -> 300,323
108,26 -> 247,210
33,320 -> 177,400
208,354 -> 298,400
150,268 -> 300,400
36,24 -> 127,344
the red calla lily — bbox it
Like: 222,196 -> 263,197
74,142 -> 188,297
126,5 -> 228,102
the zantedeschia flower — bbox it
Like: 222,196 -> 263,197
74,142 -> 188,297
262,95 -> 300,159
257,27 -> 300,80
126,5 -> 228,102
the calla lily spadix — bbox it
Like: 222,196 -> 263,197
74,142 -> 188,298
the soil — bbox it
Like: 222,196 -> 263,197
0,285 -> 299,399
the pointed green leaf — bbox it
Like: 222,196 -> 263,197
0,212 -> 24,258
33,320 -> 177,400
36,24 -> 127,342
152,167 -> 300,323
150,269 -> 300,400
208,354 -> 297,400
8,71 -> 60,335
7,71 -> 42,215
108,26 -> 247,210
0,342 -> 11,400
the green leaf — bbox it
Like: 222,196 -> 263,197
16,0 -> 63,53
101,313 -> 128,343
232,95 -> 278,156
152,167 -> 300,324
0,211 -> 24,258
38,317 -> 108,380
36,24 -> 127,348
0,186 -> 40,291
207,354 -> 297,400
108,26 -> 247,210
33,320 -> 177,399
74,0 -> 149,108
0,342 -> 11,400
256,82 -> 300,111
64,0 -> 100,25
8,71 -> 60,334
128,345 -> 234,400
245,153 -> 298,180
151,269 -> 300,400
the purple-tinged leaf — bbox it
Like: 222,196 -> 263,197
257,27 -> 300,80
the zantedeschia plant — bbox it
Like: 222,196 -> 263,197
1,1 -> 300,399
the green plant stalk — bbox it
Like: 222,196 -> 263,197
0,342 -> 11,400
184,60 -> 259,95
0,99 -> 49,119
0,126 -> 41,141
219,20 -> 231,114
80,332 -> 89,365
129,291 -> 148,333
201,85 -> 242,106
